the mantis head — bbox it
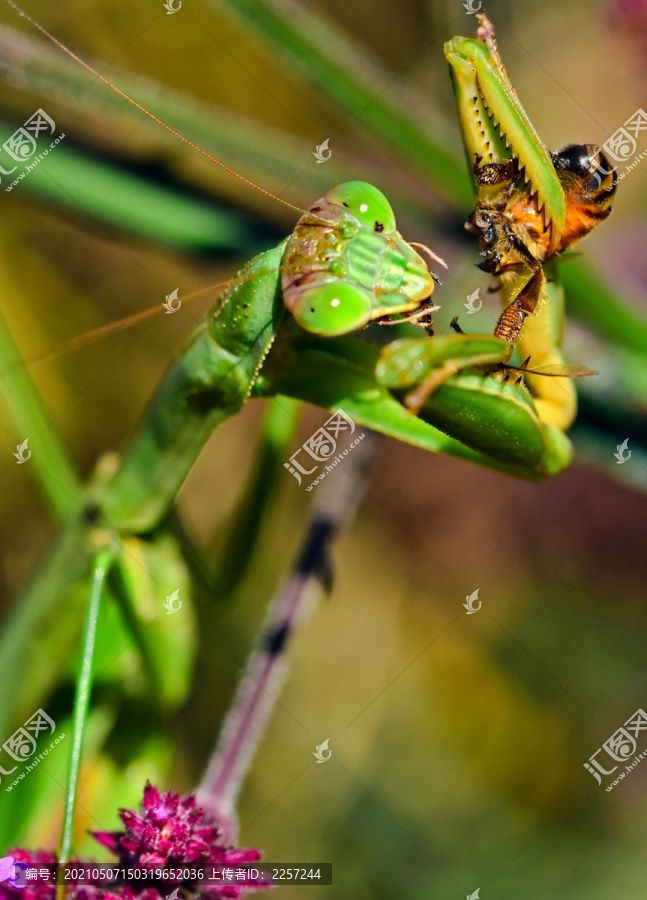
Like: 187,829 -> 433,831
282,181 -> 439,337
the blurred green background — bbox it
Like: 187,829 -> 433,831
0,0 -> 646,897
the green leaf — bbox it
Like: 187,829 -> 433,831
0,121 -> 257,254
0,25 -> 421,229
562,256 -> 647,358
0,298 -> 80,519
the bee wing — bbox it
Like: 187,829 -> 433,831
509,363 -> 599,378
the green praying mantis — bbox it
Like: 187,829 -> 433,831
0,7 -> 617,732
88,4 -> 620,537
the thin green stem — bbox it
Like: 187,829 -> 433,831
58,545 -> 116,885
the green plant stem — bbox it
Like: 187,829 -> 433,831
58,545 -> 116,882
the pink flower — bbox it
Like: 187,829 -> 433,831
0,850 -> 60,900
0,784 -> 267,900
0,859 -> 15,886
614,0 -> 647,22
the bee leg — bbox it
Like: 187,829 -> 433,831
494,261 -> 545,344
473,154 -> 517,186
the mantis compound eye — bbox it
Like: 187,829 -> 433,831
325,181 -> 397,233
292,281 -> 373,336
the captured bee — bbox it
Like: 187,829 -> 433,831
468,143 -> 617,343
444,12 -> 618,430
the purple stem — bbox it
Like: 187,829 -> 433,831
196,430 -> 377,840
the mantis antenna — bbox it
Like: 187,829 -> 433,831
0,272 -> 270,375
1,0 -> 326,222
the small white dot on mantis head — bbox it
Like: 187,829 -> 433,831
360,203 -> 368,212
331,298 -> 340,307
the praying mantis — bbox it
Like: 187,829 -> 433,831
92,0 -> 620,531
0,4 -> 616,745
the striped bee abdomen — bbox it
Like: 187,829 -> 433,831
552,144 -> 618,250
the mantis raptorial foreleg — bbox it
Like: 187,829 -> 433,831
366,285 -> 594,477
444,13 -> 617,432
251,321 -> 575,481
373,331 -> 574,476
